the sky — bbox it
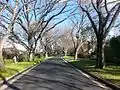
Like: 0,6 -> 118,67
2,0 -> 120,50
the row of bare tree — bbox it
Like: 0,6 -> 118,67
51,0 -> 120,69
0,0 -> 73,68
79,0 -> 120,68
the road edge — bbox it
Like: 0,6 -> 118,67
61,58 -> 113,90
62,58 -> 120,90
0,62 -> 41,90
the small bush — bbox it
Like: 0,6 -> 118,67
108,36 -> 120,65
104,46 -> 114,63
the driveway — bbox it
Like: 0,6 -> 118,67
3,58 -> 110,90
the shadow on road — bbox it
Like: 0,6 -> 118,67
4,58 -> 108,90
0,74 -> 20,90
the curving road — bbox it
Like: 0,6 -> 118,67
3,58 -> 111,90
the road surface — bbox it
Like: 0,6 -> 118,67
3,58 -> 110,90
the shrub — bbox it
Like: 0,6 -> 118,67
104,46 -> 114,63
109,36 -> 120,64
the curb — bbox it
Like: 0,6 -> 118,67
77,67 -> 120,90
0,62 -> 40,86
63,59 -> 120,90
62,59 -> 109,89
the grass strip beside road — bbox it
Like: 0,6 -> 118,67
0,57 -> 45,81
64,56 -> 120,87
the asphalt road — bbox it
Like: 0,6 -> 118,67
4,58 -> 110,90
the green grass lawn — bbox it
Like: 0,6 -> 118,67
63,56 -> 74,61
0,57 -> 45,81
64,56 -> 120,86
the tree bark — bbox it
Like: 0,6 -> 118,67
28,51 -> 34,61
0,38 -> 4,69
75,45 -> 81,60
64,49 -> 68,56
73,44 -> 76,60
75,41 -> 84,60
96,38 -> 105,69
30,53 -> 33,61
75,50 -> 78,60
45,51 -> 48,58
13,56 -> 17,63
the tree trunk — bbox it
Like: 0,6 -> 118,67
13,56 -> 17,63
75,42 -> 84,60
75,45 -> 81,60
96,39 -> 105,69
73,47 -> 76,60
28,51 -> 34,61
75,50 -> 78,60
45,51 -> 48,58
0,38 -> 4,69
64,49 -> 68,56
0,57 -> 4,69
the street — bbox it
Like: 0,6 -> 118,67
4,58 -> 110,90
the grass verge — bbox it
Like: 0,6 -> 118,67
64,56 -> 120,86
0,57 -> 45,81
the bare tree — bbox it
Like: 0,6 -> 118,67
0,0 -> 9,68
10,0 -> 71,61
0,0 -> 39,67
70,12 -> 89,60
0,0 -> 21,68
78,0 -> 120,68
40,31 -> 55,58
57,30 -> 74,56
